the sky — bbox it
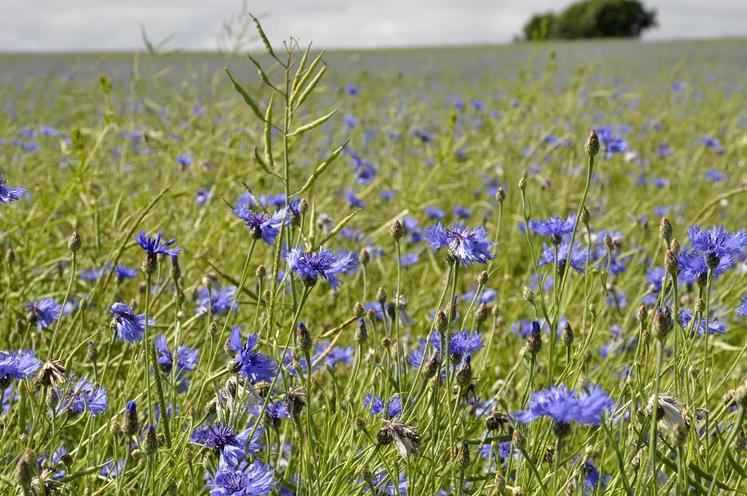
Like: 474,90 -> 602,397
1,0 -> 745,52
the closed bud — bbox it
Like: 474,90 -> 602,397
68,229 -> 81,253
637,304 -> 648,326
353,302 -> 365,318
423,355 -> 440,380
208,322 -> 218,337
298,198 -> 309,215
475,303 -> 488,326
435,310 -> 448,332
561,322 -> 574,347
297,322 -> 312,355
143,252 -> 157,276
143,424 -> 158,454
456,356 -> 472,388
359,248 -> 370,265
522,286 -> 535,304
665,250 -> 678,275
518,176 -> 527,191
696,297 -> 705,315
512,429 -> 526,451
354,318 -> 368,346
376,287 -> 387,305
660,217 -> 673,247
390,219 -> 404,241
123,400 -> 138,436
581,206 -> 590,225
477,270 -> 488,286
5,247 -> 15,265
652,307 -> 674,341
671,238 -> 680,255
706,252 -> 720,271
86,341 -> 98,362
585,129 -> 600,157
256,265 -> 266,279
355,416 -> 367,432
457,441 -> 470,470
495,187 -> 506,204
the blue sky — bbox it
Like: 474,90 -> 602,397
1,0 -> 745,51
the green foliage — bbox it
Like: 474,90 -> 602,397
523,0 -> 657,40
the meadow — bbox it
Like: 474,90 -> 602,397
0,22 -> 746,495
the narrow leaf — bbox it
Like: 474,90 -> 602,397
225,68 -> 265,123
292,142 -> 347,196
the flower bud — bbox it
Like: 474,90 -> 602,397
353,302 -> 365,318
435,310 -> 448,333
359,248 -> 370,265
143,424 -> 158,454
581,207 -> 590,226
297,322 -> 312,355
495,187 -> 506,204
68,229 -> 81,254
660,217 -> 673,247
561,322 -> 574,347
664,250 -> 678,276
585,129 -> 600,157
376,287 -> 387,305
477,270 -> 488,286
354,318 -> 368,346
390,219 -> 404,241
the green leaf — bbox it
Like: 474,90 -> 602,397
225,68 -> 265,123
312,208 -> 360,250
292,141 -> 347,196
288,109 -> 337,137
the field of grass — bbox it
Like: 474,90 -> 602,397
1,27 -> 747,495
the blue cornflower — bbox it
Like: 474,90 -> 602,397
643,267 -> 665,305
136,231 -> 180,257
344,190 -> 365,208
701,135 -> 724,154
234,203 -> 285,245
26,298 -> 63,330
345,84 -> 360,96
657,142 -> 672,158
196,188 -> 213,206
539,241 -> 587,273
99,459 -> 125,479
286,248 -> 354,292
737,294 -> 747,317
364,393 -> 402,418
424,206 -> 445,221
192,422 -> 264,468
196,286 -> 237,316
423,223 -> 494,266
154,334 -> 199,374
528,215 -> 575,243
453,206 -> 471,219
312,341 -> 353,369
206,456 -> 276,496
688,225 -> 747,269
678,309 -> 726,336
460,286 -> 497,304
400,252 -> 420,267
596,125 -> 628,158
678,249 -> 731,284
513,384 -> 614,429
581,459 -> 610,492
250,401 -> 290,428
430,330 -> 482,361
0,176 -> 26,203
55,377 -> 108,416
110,302 -> 153,342
0,350 -> 42,385
176,153 -> 193,167
80,266 -> 106,282
705,169 -> 726,182
114,265 -> 138,281
368,471 -> 408,495
227,327 -> 277,384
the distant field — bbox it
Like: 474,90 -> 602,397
0,36 -> 746,495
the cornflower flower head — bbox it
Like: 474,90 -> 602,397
539,241 -> 587,274
364,393 -> 402,418
0,350 -> 42,387
737,294 -> 747,317
286,248 -> 354,291
367,471 -> 408,495
205,456 -> 276,496
190,423 -> 263,461
154,334 -> 199,374
513,384 -> 614,435
528,215 -> 575,244
110,302 -> 153,343
678,309 -> 726,336
688,224 -> 747,270
423,223 -> 494,266
55,377 -> 108,416
227,327 -> 277,384
136,231 -> 180,257
233,203 -> 286,245
114,265 -> 138,281
0,176 -> 26,203
677,249 -> 731,284
25,298 -> 63,331
196,286 -> 237,316
430,330 -> 482,362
